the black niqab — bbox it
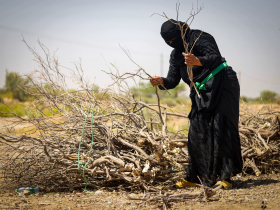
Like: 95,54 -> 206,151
160,19 -> 188,51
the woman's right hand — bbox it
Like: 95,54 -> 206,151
150,76 -> 164,87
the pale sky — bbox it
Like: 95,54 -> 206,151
0,0 -> 279,97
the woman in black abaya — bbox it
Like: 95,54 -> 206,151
150,19 -> 243,189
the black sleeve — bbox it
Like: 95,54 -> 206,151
159,51 -> 181,90
193,32 -> 223,70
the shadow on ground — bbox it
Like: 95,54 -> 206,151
233,178 -> 279,189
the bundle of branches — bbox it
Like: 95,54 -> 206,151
0,40 -> 192,193
1,41 -> 279,193
239,102 -> 280,176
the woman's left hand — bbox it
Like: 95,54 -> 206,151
182,53 -> 203,66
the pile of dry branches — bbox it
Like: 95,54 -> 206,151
0,40 -> 192,193
239,102 -> 280,176
0,39 -> 279,195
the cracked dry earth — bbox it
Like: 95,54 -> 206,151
0,174 -> 280,210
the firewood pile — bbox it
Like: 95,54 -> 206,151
0,40 -> 191,193
0,41 -> 279,205
239,102 -> 280,176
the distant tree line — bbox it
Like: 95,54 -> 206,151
241,90 -> 280,104
0,69 -> 279,105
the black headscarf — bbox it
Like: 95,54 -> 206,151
160,19 -> 189,51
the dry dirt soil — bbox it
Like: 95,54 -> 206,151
1,104 -> 280,209
0,174 -> 280,210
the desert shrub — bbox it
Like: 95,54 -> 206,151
0,92 -> 13,99
276,96 -> 280,105
240,95 -> 249,103
258,90 -> 278,104
3,69 -> 31,102
0,88 -> 13,100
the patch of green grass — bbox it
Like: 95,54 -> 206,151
0,102 -> 60,118
0,91 -> 13,99
0,103 -> 27,117
26,106 -> 60,118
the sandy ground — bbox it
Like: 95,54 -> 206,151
0,104 -> 280,209
0,174 -> 280,209
0,117 -> 33,133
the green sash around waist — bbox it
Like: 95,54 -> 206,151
195,62 -> 228,93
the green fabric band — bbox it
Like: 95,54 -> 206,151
195,62 -> 228,93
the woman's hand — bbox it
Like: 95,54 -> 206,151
150,76 -> 164,87
182,53 -> 203,66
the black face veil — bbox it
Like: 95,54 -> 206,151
160,19 -> 189,51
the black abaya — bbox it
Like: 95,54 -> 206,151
159,20 -> 243,186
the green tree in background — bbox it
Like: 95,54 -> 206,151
240,95 -> 249,103
4,69 -> 30,101
259,90 -> 278,103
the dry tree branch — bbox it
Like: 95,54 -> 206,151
117,45 -> 171,95
151,2 -> 204,98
